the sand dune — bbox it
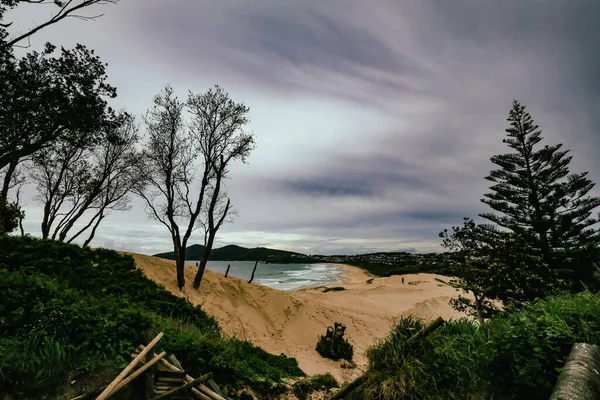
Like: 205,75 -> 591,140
130,253 -> 466,384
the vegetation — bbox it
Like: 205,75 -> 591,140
480,100 -> 600,291
154,243 -> 309,262
353,292 -> 600,400
440,218 -> 555,323
0,236 -> 303,399
293,373 -> 339,400
316,332 -> 354,362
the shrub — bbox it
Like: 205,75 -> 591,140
356,292 -> 600,400
316,329 -> 354,362
293,373 -> 338,400
0,236 -> 304,398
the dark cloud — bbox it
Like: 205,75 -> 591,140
11,0 -> 600,254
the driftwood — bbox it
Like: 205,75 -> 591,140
328,316 -> 446,400
96,332 -> 164,400
550,343 -> 600,400
248,260 -> 259,283
134,345 -> 226,400
151,373 -> 213,400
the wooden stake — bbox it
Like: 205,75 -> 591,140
96,332 -> 164,400
151,373 -> 212,400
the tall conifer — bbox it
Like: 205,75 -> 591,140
480,100 -> 600,287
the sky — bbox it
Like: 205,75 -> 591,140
4,0 -> 600,255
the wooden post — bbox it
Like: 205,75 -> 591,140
550,343 -> 600,400
248,260 -> 258,283
96,332 -> 164,400
151,373 -> 213,400
327,316 -> 446,400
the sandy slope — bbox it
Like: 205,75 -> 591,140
129,254 -> 466,384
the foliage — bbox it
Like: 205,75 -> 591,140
0,236 -> 304,398
355,292 -> 600,400
293,373 -> 338,400
0,40 -> 117,234
0,199 -> 23,233
440,217 -> 556,323
316,332 -> 354,362
480,100 -> 600,290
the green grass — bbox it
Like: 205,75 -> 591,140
293,373 -> 339,400
0,235 -> 304,399
353,292 -> 600,400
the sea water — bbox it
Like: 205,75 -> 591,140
186,260 -> 342,291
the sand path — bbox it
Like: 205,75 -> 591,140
130,254 -> 465,384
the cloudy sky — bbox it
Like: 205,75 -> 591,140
5,0 -> 600,255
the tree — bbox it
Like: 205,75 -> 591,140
136,85 -> 255,290
480,100 -> 600,289
31,113 -> 139,245
440,218 -> 554,323
189,86 -> 254,289
1,0 -> 118,49
0,42 -> 116,233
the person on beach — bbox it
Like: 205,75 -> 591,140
402,277 -> 405,284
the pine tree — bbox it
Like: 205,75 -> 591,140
481,100 -> 600,288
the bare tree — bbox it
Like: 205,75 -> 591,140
136,85 -> 255,290
31,113 -> 140,245
1,0 -> 118,49
187,86 -> 255,289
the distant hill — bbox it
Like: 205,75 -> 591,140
153,244 -> 310,263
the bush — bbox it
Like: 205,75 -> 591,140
316,328 -> 354,362
293,373 -> 338,400
0,236 -> 304,398
356,292 -> 600,400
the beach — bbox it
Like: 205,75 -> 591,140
130,254 -> 466,384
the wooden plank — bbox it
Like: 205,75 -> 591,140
97,332 -> 164,400
134,347 -> 225,400
150,373 -> 213,400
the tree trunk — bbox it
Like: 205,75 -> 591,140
193,231 -> 216,289
550,343 -> 600,400
0,160 -> 17,235
175,246 -> 186,290
224,263 -> 230,278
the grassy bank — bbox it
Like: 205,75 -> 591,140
0,236 -> 304,399
352,291 -> 600,400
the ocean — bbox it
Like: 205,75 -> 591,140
186,260 -> 343,291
